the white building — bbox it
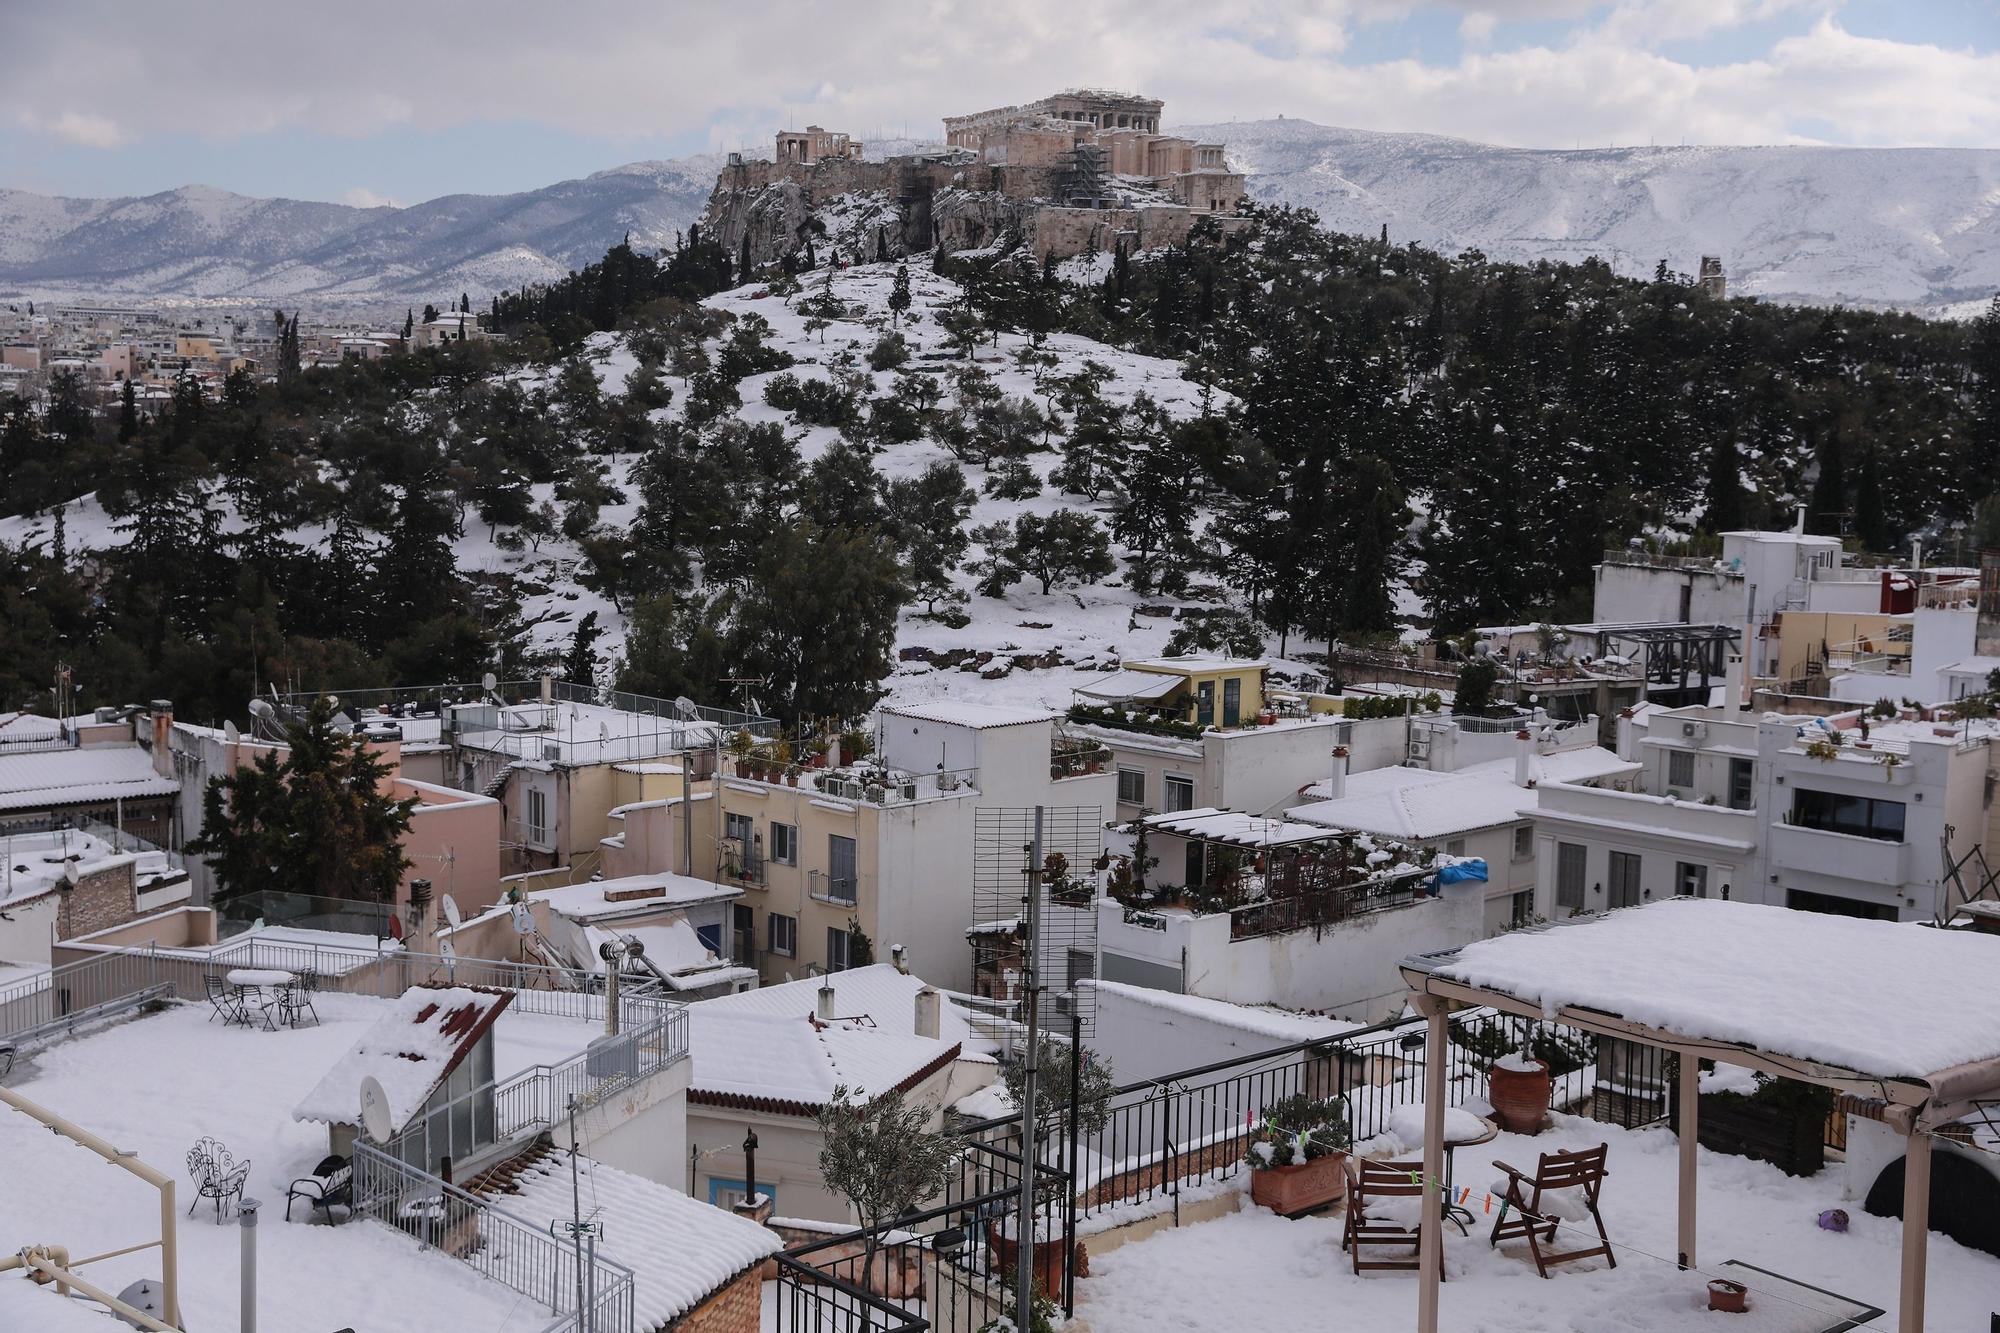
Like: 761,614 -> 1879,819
1283,728 -> 1640,932
1532,701 -> 2000,923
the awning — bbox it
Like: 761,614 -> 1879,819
1075,670 -> 1182,704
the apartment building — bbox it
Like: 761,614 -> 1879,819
603,701 -> 1114,990
1532,702 -> 1999,924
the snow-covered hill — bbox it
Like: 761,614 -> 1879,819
1179,119 -> 2000,312
4,122 -> 1995,312
0,259 -> 1293,714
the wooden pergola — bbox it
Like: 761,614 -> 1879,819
1396,898 -> 2000,1333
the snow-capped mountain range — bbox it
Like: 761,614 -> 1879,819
4,119 -> 1996,313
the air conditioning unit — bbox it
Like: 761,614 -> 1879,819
1681,721 -> 1706,740
542,741 -> 562,761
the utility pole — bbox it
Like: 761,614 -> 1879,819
1014,805 -> 1045,1328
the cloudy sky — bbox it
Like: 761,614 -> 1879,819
3,0 -> 1995,206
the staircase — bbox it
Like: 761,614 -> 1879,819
463,1138 -> 558,1201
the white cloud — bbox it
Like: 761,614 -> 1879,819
341,186 -> 401,209
1459,11 -> 1499,45
0,0 -> 1992,163
22,109 -> 127,148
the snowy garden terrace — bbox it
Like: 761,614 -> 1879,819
0,988 -> 638,1332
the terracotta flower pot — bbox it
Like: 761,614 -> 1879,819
1249,1152 -> 1348,1216
1707,1279 -> 1748,1313
1488,1057 -> 1553,1134
986,1224 -> 1080,1297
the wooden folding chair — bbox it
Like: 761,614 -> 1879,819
1340,1157 -> 1442,1278
1488,1143 -> 1615,1277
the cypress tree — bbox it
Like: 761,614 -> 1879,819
118,378 -> 138,444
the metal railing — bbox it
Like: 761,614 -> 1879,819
384,997 -> 684,1173
351,1141 -> 636,1332
809,869 -> 861,906
1224,866 -> 1432,940
1599,548 -> 1731,573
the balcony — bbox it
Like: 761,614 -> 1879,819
809,868 -> 863,906
1767,820 -> 1906,885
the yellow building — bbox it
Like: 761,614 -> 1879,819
1078,656 -> 1268,729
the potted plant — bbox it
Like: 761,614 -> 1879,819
1245,1094 -> 1351,1216
987,1035 -> 1115,1294
1453,1022 -> 1584,1135
1707,1278 -> 1749,1313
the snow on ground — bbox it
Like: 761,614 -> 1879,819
0,996 -> 604,1332
1075,1112 -> 2000,1333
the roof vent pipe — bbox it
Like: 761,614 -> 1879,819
817,983 -> 837,1022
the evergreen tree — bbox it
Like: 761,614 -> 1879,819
986,510 -> 1114,596
187,697 -> 417,907
564,609 -> 603,684
402,309 -> 414,340
887,263 -> 912,328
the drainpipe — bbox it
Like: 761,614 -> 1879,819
239,1198 -> 260,1333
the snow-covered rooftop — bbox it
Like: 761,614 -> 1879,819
1135,807 -> 1349,849
0,745 -> 180,812
528,872 -> 741,922
1092,979 -> 1364,1044
686,1007 -> 959,1113
494,1151 -> 782,1327
1074,669 -> 1184,703
1423,898 -> 2000,1083
883,699 -> 1057,729
1291,747 -> 1636,840
1127,656 -> 1266,674
293,984 -> 513,1131
697,963 -> 982,1049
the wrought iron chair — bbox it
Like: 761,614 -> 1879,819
1489,1143 -> 1614,1277
286,1154 -> 353,1223
188,1136 -> 251,1223
274,980 -> 319,1029
203,973 -> 252,1026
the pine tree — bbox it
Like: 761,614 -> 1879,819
402,309 -> 414,341
875,228 -> 889,263
460,291 -> 470,313
887,263 -> 912,328
118,374 -> 140,440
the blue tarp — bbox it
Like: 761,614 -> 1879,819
1435,859 -> 1489,885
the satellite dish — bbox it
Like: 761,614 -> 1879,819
441,894 -> 462,929
223,720 -> 240,744
439,938 -> 456,960
675,695 -> 700,721
511,904 -> 534,935
247,698 -> 275,720
481,672 -> 498,694
358,1075 -> 393,1143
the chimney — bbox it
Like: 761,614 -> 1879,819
1326,746 -> 1349,800
914,987 -> 942,1040
816,983 -> 837,1022
150,700 -> 174,778
408,878 -> 434,950
1615,709 -> 1638,762
1513,729 -> 1534,788
540,671 -> 554,704
891,943 -> 908,974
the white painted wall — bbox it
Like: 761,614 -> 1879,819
560,1059 -> 692,1189
1087,981 -> 1342,1085
1097,884 -> 1484,1023
0,892 -> 58,965
1593,563 -> 1745,626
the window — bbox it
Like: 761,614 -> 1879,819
827,834 -> 858,902
1163,775 -> 1195,813
526,788 -> 548,845
1555,843 -> 1586,911
767,912 -> 796,957
1183,841 -> 1204,890
1222,678 -> 1241,727
771,822 -> 798,866
709,1178 -> 776,1211
1608,851 -> 1642,909
1445,838 -> 1467,858
1728,759 -> 1754,810
1509,890 -> 1534,928
725,812 -> 754,847
827,925 -> 851,972
1668,750 -> 1695,790
1676,862 -> 1708,898
1066,948 -> 1094,991
1789,788 -> 1907,842
1513,825 -> 1534,861
1117,768 -> 1147,806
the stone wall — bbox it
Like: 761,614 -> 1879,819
56,857 -> 141,941
671,1265 -> 764,1333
